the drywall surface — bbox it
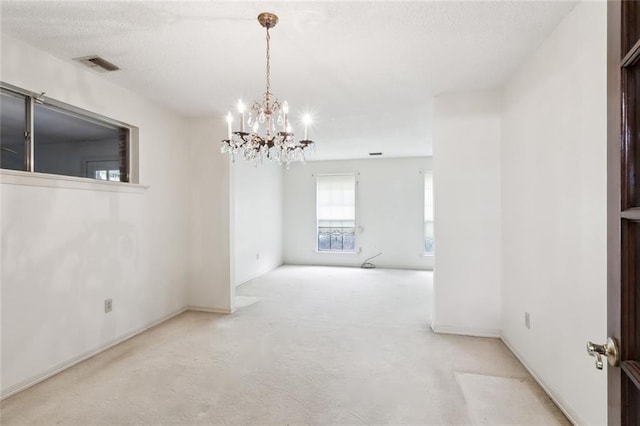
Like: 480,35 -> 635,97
187,118 -> 232,312
231,159 -> 283,286
501,2 -> 606,424
1,35 -> 190,395
432,91 -> 501,337
283,157 -> 432,270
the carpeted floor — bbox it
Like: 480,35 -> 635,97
0,265 -> 568,425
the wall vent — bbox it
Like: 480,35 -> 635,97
74,55 -> 120,72
369,152 -> 383,156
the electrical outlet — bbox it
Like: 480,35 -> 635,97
105,298 -> 112,313
524,312 -> 531,329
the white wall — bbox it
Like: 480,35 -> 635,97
231,160 -> 283,286
1,35 -> 191,396
432,91 -> 502,337
283,157 -> 433,270
500,2 -> 606,424
187,119 -> 232,312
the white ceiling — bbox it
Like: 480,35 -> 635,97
0,1 -> 577,161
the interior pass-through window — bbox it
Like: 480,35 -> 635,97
1,84 -> 130,182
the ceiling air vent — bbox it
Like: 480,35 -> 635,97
369,152 -> 383,156
74,55 -> 120,72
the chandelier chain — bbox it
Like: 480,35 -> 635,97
266,27 -> 271,100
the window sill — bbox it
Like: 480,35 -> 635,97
422,253 -> 435,257
0,169 -> 149,193
314,250 -> 360,255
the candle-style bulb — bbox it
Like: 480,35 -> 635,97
303,114 -> 312,140
226,112 -> 233,141
237,100 -> 246,132
282,101 -> 290,131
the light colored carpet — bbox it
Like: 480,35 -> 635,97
0,265 -> 568,425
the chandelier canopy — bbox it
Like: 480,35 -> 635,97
221,12 -> 315,166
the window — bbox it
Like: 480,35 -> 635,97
316,174 -> 356,252
1,84 -> 130,182
424,171 -> 434,254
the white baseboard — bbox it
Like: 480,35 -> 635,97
281,261 -> 432,271
501,335 -> 581,425
0,305 -> 240,401
187,305 -> 236,314
234,263 -> 282,287
1,307 -> 187,400
431,323 -> 501,338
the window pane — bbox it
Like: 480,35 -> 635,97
330,231 -> 343,251
318,231 -> 331,251
33,104 -> 127,181
425,221 -> 434,254
1,90 -> 26,171
343,232 -> 355,251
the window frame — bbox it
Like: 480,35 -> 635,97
315,172 -> 358,254
1,81 -> 138,184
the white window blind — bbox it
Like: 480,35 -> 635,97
317,174 -> 356,227
424,172 -> 434,254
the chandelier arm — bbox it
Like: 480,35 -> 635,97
235,132 -> 251,144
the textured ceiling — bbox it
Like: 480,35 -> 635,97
0,1 -> 577,161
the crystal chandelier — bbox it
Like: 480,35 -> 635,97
221,12 -> 314,166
